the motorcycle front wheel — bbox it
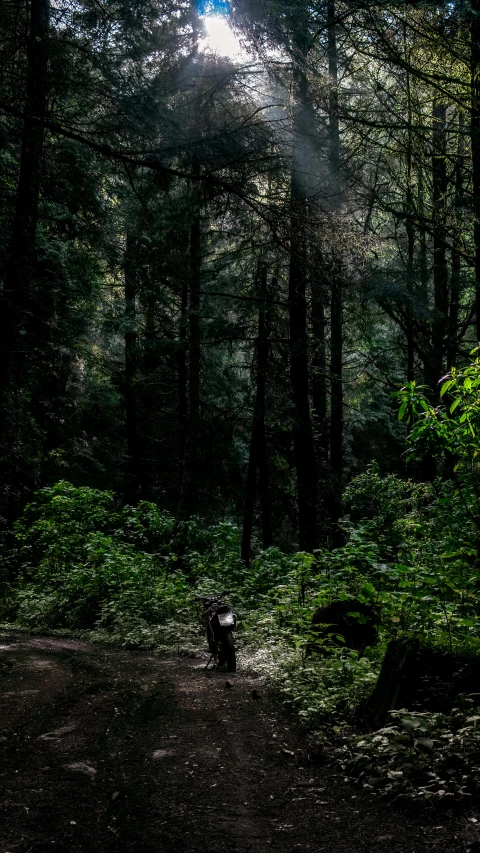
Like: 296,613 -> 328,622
206,627 -> 215,654
221,632 -> 236,673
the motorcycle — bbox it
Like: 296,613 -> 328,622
194,591 -> 237,672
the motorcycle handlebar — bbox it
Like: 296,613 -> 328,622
194,589 -> 232,602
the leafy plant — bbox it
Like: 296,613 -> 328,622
397,353 -> 480,536
336,703 -> 480,802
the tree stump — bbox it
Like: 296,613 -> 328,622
362,638 -> 419,729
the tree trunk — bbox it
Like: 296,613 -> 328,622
428,100 -> 448,392
1,0 -> 49,329
143,287 -> 157,375
330,276 -> 343,512
362,638 -> 419,730
328,0 -> 340,180
405,53 -> 415,382
257,270 -> 272,551
0,0 -> 50,522
178,202 -> 201,519
241,267 -> 272,565
124,233 -> 140,504
289,60 -> 319,552
406,219 -> 415,382
241,419 -> 258,566
178,272 -> 188,466
310,259 -> 328,467
417,164 -> 429,308
328,0 -> 343,538
448,111 -> 464,370
471,1 -> 480,341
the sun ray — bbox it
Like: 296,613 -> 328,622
200,15 -> 244,60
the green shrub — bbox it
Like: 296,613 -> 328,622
8,482 -> 185,639
3,471 -> 480,796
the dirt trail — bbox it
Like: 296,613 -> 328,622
0,633 -> 478,853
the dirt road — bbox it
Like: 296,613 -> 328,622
0,632 -> 477,852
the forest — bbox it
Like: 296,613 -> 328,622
4,0 -> 480,816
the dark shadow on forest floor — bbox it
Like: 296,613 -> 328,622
0,632 -> 479,852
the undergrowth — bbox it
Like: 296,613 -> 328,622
2,474 -> 480,804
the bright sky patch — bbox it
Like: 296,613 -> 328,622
200,15 -> 244,59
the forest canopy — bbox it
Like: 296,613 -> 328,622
1,0 -> 479,543
3,0 -> 480,556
